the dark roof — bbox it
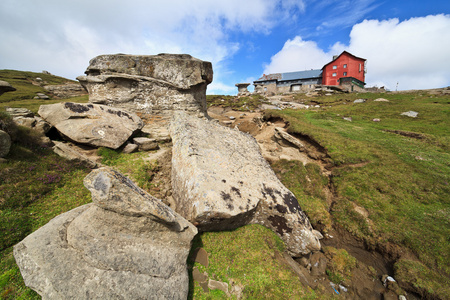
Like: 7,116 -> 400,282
322,51 -> 366,69
255,69 -> 322,83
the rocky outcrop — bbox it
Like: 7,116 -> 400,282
38,102 -> 143,149
14,167 -> 197,299
170,112 -> 321,256
77,54 -> 213,125
6,108 -> 51,135
0,80 -> 16,96
44,83 -> 87,98
0,130 -> 11,157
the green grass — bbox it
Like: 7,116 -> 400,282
207,94 -> 268,111
0,70 -> 77,104
188,224 -> 318,300
266,91 -> 450,298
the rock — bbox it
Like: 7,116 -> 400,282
343,117 -> 352,122
401,111 -> 418,118
5,107 -> 34,118
193,248 -> 209,267
38,102 -> 143,149
133,137 -> 159,151
33,117 -> 51,135
0,130 -> 11,157
170,112 -> 321,256
229,116 -> 236,120
14,167 -> 197,299
122,142 -> 138,153
310,252 -> 327,276
0,80 -> 16,96
374,98 -> 389,102
192,267 -> 209,292
36,93 -> 50,99
274,127 -> 305,150
399,295 -> 407,300
372,118 -> 381,122
141,123 -> 172,142
208,279 -> 228,294
52,141 -> 98,168
313,229 -> 323,240
43,83 -> 87,98
12,116 -> 36,128
354,99 -> 366,103
279,154 -> 291,160
77,54 -> 213,127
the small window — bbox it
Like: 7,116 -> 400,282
332,73 -> 337,77
343,72 -> 347,76
343,64 -> 347,68
332,65 -> 337,69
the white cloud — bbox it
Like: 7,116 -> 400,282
263,14 -> 450,90
263,36 -> 331,74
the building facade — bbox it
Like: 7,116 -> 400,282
253,69 -> 322,94
322,51 -> 366,87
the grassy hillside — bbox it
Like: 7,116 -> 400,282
267,91 -> 450,298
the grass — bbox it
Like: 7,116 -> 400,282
266,90 -> 450,298
207,94 -> 268,111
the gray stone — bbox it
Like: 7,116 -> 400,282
274,127 -> 305,150
170,112 -> 320,256
12,116 -> 36,128
36,93 -> 50,99
141,123 -> 172,142
401,111 -> 418,118
133,137 -> 159,151
38,102 -> 143,149
52,141 -> 98,168
374,98 -> 389,102
14,167 -> 197,299
372,118 -> 381,122
0,130 -> 11,158
343,117 -> 352,122
208,279 -> 228,294
122,142 -> 138,153
0,80 -> 16,96
33,117 -> 51,135
5,107 -> 34,118
353,99 -> 366,103
43,83 -> 87,98
77,54 -> 213,127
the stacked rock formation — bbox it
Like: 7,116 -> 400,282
77,53 -> 213,126
14,167 -> 197,299
0,80 -> 16,96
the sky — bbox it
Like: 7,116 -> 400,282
0,0 -> 449,94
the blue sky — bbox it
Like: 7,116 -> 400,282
1,0 -> 449,94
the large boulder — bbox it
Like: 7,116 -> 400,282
76,53 -> 213,125
0,80 -> 16,96
38,102 -> 143,149
43,83 -> 87,98
14,167 -> 197,299
170,112 -> 321,256
0,130 -> 11,157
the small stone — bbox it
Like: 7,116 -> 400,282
122,142 -> 138,154
353,99 -> 366,103
132,137 -> 159,151
13,116 -> 36,128
279,154 -> 291,160
208,279 -> 228,294
229,116 -> 236,120
343,117 -> 352,122
401,111 -> 418,118
374,98 -> 389,102
223,120 -> 233,125
399,295 -> 407,300
6,107 -> 34,118
192,267 -> 208,283
372,118 -> 381,122
36,93 -> 50,99
193,248 -> 209,267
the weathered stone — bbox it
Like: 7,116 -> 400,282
77,54 -> 213,126
374,98 -> 389,102
133,137 -> 159,151
12,116 -> 36,128
274,127 -> 304,150
14,167 -> 197,299
170,112 -> 320,256
36,93 -> 50,99
38,102 -> 143,149
0,130 -> 11,157
44,83 -> 87,98
235,83 -> 250,95
353,99 -> 366,103
193,247 -> 209,267
401,111 -> 418,118
33,117 -> 51,135
141,123 -> 172,142
208,279 -> 228,294
5,107 -> 34,118
52,141 -> 98,168
0,80 -> 16,96
122,142 -> 138,153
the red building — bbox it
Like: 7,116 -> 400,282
322,51 -> 366,87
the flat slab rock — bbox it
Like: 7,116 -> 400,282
14,167 -> 197,299
170,112 -> 321,256
38,102 -> 143,149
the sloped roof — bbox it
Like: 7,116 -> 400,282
255,69 -> 322,83
322,51 -> 366,69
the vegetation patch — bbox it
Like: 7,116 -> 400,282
323,246 -> 357,285
207,94 -> 268,111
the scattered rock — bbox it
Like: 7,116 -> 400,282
192,267 -> 209,292
133,137 -> 159,151
0,80 -> 16,96
374,98 -> 389,102
14,167 -> 197,299
354,99 -> 366,103
5,107 -> 34,118
274,127 -> 304,150
35,93 -> 50,99
12,116 -> 36,128
401,111 -> 418,118
170,112 -> 320,256
372,118 -> 381,122
229,116 -> 236,120
52,141 -> 98,168
193,247 -> 209,267
343,117 -> 352,122
0,130 -> 11,158
208,279 -> 228,294
122,142 -> 138,153
38,102 -> 143,149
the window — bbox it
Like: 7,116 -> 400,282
332,65 -> 337,69
343,72 -> 347,76
343,64 -> 347,68
332,73 -> 337,77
